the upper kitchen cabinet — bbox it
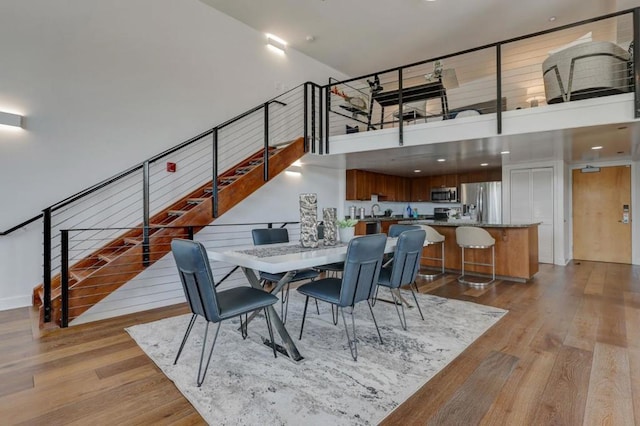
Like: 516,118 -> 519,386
458,168 -> 502,184
430,173 -> 458,188
346,169 -> 375,200
411,176 -> 431,201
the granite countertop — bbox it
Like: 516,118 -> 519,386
353,215 -> 434,222
398,219 -> 541,228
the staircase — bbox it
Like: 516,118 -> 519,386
33,137 -> 306,327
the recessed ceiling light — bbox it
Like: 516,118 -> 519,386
437,158 -> 446,162
549,16 -> 556,22
480,163 -> 488,167
500,150 -> 510,155
591,146 -> 603,150
414,169 -> 421,173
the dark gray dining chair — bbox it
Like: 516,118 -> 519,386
297,233 -> 387,361
171,238 -> 278,387
384,224 -> 420,266
376,229 -> 426,330
252,228 -> 320,323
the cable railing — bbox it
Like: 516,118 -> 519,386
326,8 -> 638,148
60,222 -> 300,327
38,82 -> 323,324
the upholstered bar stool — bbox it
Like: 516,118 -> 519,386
418,225 -> 445,279
455,226 -> 496,287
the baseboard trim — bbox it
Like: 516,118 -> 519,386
0,295 -> 32,311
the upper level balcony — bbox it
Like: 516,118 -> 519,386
324,9 -> 639,165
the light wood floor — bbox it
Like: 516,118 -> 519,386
1,260 -> 639,425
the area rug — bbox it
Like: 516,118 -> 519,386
126,292 -> 507,425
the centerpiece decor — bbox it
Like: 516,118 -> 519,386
322,208 -> 338,246
299,193 -> 318,248
337,218 -> 358,243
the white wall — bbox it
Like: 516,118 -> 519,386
0,0 -> 348,309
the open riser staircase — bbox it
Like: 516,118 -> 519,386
34,137 -> 306,326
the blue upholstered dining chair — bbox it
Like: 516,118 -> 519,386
251,228 -> 320,324
171,239 -> 278,387
297,233 -> 387,361
384,224 -> 420,266
376,229 -> 426,330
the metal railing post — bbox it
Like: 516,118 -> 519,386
264,102 -> 269,181
496,43 -> 503,134
311,84 -> 317,154
61,230 -> 69,328
634,8 -> 640,118
304,83 -> 309,153
43,208 -> 52,323
323,86 -> 329,155
212,127 -> 219,218
318,86 -> 323,154
398,68 -> 404,146
142,161 -> 150,267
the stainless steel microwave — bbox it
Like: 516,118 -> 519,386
431,187 -> 458,202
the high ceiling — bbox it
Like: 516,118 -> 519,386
201,0 -> 640,176
200,0 -> 622,77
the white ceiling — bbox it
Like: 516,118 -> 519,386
201,0 -> 640,176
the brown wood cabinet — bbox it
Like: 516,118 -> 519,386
347,168 -> 502,201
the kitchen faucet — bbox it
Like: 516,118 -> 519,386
371,203 -> 380,216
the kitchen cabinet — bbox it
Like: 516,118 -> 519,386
459,168 -> 502,183
347,169 -> 411,201
411,176 -> 431,201
430,173 -> 458,188
346,169 -> 375,200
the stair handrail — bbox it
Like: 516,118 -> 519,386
0,82 -> 322,236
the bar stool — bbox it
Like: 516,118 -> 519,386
418,225 -> 445,279
455,226 -> 496,287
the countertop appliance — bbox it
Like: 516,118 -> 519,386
434,207 -> 450,220
460,182 -> 502,223
431,187 -> 458,203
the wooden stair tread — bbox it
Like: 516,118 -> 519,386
35,137 -> 305,328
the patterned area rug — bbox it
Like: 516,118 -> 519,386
126,292 -> 506,425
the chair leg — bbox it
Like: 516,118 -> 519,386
174,313 -> 197,365
340,306 -> 358,361
315,299 -> 320,315
197,321 -> 221,387
390,289 -> 407,331
239,313 -> 248,339
367,300 -> 384,344
299,296 -> 310,340
410,282 -> 425,320
370,285 -> 381,307
331,304 -> 339,325
263,308 -> 277,358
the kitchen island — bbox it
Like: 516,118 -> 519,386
399,220 -> 540,282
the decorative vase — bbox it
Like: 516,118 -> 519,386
322,208 -> 338,246
299,193 -> 318,248
338,226 -> 355,243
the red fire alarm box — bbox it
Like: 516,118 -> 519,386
166,162 -> 177,173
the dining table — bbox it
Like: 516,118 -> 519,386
207,237 -> 402,363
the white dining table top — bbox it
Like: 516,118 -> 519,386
207,237 -> 398,274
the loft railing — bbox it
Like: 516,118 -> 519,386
58,221 -> 299,327
33,82 -> 322,323
325,8 -> 639,151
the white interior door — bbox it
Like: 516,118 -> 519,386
510,167 -> 554,264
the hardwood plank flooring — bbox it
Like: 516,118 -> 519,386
1,260 -> 639,424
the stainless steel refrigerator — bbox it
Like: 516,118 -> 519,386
460,182 -> 502,223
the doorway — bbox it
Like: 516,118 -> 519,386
572,165 -> 631,263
